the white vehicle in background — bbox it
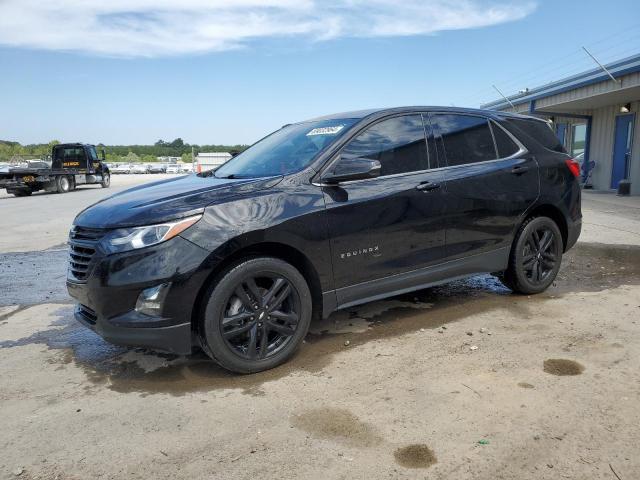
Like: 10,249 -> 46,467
111,164 -> 133,174
130,164 -> 149,174
179,164 -> 193,173
166,164 -> 181,174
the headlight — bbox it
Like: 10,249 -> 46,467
101,214 -> 202,254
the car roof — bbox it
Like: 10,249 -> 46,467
303,106 -> 544,123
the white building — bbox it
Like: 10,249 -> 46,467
482,53 -> 640,195
195,152 -> 232,173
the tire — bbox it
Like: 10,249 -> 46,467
201,257 -> 312,373
101,172 -> 111,188
56,175 -> 71,194
501,216 -> 563,294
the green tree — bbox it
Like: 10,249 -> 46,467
125,152 -> 140,163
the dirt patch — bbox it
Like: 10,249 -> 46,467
543,359 -> 585,376
517,382 -> 535,389
394,444 -> 437,469
290,408 -> 382,447
555,243 -> 640,293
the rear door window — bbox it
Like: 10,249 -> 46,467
431,114 -> 496,166
341,115 -> 429,176
490,121 -> 520,158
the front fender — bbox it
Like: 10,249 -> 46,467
180,185 -> 334,291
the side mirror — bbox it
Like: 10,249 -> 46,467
100,148 -> 106,162
322,156 -> 381,184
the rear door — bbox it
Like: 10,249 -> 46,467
429,113 -> 539,260
321,114 -> 447,296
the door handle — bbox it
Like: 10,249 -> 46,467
511,165 -> 530,175
416,181 -> 440,192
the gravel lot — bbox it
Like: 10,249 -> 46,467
1,179 -> 640,480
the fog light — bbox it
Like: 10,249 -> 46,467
135,283 -> 170,316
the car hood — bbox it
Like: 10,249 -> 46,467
74,174 -> 283,228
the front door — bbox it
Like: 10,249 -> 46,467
611,114 -> 634,189
321,114 -> 447,300
429,113 -> 539,259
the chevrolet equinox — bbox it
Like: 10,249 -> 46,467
67,107 -> 582,373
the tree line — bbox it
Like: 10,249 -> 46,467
0,138 -> 248,163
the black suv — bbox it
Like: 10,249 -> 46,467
67,107 -> 582,373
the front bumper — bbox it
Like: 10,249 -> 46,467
66,235 -> 212,355
74,304 -> 193,354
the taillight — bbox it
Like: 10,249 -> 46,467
565,159 -> 581,178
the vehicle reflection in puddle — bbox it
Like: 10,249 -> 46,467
1,242 -> 639,396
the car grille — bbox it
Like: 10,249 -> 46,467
68,226 -> 104,282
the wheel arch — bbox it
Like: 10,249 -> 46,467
519,203 -> 569,251
191,241 -> 324,338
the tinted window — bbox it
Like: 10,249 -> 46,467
433,114 -> 496,166
491,122 -> 519,158
510,118 -> 565,152
341,115 -> 428,176
88,146 -> 99,161
215,118 -> 359,178
53,147 -> 84,163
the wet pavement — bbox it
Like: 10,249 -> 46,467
2,190 -> 640,479
1,241 -> 639,400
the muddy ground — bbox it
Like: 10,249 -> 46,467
1,186 -> 640,480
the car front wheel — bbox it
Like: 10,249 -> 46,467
201,257 -> 312,373
501,216 -> 563,294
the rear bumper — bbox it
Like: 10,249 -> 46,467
565,217 -> 582,252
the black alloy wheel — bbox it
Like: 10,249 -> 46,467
221,275 -> 300,360
501,216 -> 563,294
201,257 -> 312,373
521,226 -> 557,284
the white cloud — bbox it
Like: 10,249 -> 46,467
0,0 -> 536,57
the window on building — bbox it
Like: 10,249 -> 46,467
571,124 -> 587,157
432,114 -> 496,166
341,115 -> 429,176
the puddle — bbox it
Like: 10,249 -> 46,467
290,408 -> 382,447
517,382 -> 535,389
1,242 -> 636,396
543,359 -> 585,376
393,444 -> 437,469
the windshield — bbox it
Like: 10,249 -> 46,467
214,118 -> 359,178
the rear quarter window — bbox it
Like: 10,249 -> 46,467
507,118 -> 565,153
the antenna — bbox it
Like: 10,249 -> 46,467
582,46 -> 620,84
492,84 -> 515,108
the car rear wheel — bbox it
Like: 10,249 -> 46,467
501,216 -> 563,294
201,257 -> 312,373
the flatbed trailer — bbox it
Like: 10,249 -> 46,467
0,143 -> 110,197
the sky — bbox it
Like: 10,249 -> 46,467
0,0 -> 639,146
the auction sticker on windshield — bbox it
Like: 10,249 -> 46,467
306,125 -> 345,136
